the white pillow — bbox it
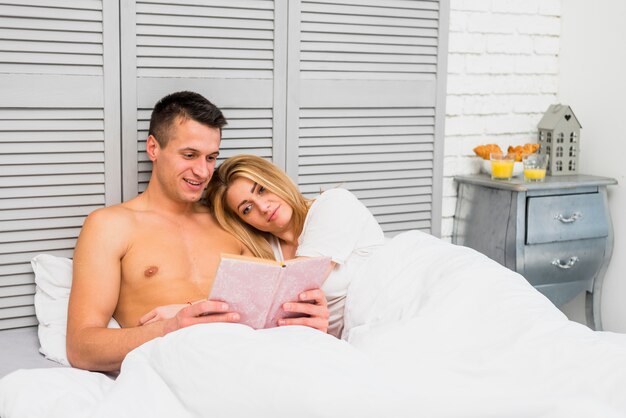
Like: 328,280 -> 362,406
31,254 -> 119,366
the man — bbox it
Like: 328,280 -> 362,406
67,91 -> 329,372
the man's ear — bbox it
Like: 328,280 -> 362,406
146,135 -> 159,162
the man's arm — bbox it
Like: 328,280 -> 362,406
67,207 -> 145,371
66,208 -> 235,372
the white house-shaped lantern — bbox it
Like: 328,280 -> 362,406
537,104 -> 582,176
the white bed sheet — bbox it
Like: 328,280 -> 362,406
2,231 -> 626,418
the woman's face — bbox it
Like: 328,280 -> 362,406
226,176 -> 294,235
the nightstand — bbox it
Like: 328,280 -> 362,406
453,174 -> 617,330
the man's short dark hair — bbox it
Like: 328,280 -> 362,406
149,91 -> 227,147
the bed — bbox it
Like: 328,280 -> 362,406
0,327 -> 63,377
1,231 -> 626,418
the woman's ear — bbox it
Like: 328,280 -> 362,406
146,135 -> 159,162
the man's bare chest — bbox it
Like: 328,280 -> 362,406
120,220 -> 242,288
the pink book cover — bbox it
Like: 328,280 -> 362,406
209,255 -> 331,329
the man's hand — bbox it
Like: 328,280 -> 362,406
160,300 -> 240,335
139,303 -> 189,325
278,289 -> 329,333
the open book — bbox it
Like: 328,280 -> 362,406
209,254 -> 332,329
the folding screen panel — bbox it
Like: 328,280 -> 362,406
287,0 -> 448,236
120,0 -> 288,197
0,0 -> 120,329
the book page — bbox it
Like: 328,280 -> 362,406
209,257 -> 281,329
264,257 -> 332,328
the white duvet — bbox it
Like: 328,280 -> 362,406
2,231 -> 626,418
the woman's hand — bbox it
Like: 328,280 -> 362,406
139,303 -> 189,325
279,289 -> 329,333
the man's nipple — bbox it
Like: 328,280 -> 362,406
144,266 -> 159,278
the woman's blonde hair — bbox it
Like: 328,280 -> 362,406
204,154 -> 311,260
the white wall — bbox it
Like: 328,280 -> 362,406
558,0 -> 626,332
444,0 -> 626,331
443,0 -> 561,238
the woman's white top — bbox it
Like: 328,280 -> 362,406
270,188 -> 385,338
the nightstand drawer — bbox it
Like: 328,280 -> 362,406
523,238 -> 605,286
526,193 -> 609,244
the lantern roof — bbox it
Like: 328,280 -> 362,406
537,104 -> 582,130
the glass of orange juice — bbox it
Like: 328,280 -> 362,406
523,154 -> 549,182
490,153 -> 515,180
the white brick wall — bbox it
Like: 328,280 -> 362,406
441,0 -> 561,241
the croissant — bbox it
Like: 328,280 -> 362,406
473,144 -> 503,160
507,143 -> 540,162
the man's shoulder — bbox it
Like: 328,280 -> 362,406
89,202 -> 135,219
193,208 -> 248,254
83,202 -> 137,231
192,202 -> 212,216
75,203 -> 138,258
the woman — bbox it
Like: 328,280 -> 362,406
204,154 -> 385,338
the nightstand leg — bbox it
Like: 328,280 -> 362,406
585,291 -> 602,331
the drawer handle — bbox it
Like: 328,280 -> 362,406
554,212 -> 582,223
551,256 -> 579,269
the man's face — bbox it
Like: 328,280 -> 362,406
150,118 -> 221,203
